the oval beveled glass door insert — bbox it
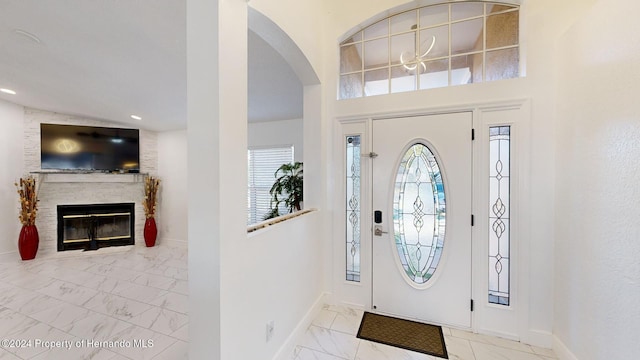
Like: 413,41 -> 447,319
393,143 -> 446,285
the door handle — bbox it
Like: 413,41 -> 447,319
374,225 -> 388,236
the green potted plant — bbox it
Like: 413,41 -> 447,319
263,162 -> 303,220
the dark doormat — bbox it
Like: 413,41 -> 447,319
356,312 -> 448,359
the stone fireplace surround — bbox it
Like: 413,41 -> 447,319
24,109 -> 158,257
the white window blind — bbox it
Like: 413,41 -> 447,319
247,146 -> 294,225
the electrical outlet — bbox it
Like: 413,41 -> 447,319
266,320 -> 275,342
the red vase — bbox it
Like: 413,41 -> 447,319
18,225 -> 39,260
144,217 -> 158,247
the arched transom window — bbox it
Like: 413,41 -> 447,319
339,2 -> 520,99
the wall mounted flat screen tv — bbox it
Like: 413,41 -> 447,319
40,123 -> 140,172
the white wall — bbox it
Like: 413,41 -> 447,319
248,0 -> 324,81
230,213 -> 324,359
187,0 -> 247,358
555,1 -> 640,359
0,99 -> 24,254
21,108 -> 158,256
23,108 -> 158,174
188,1 -> 327,358
158,130 -> 188,244
248,118 -> 303,162
321,0 -> 591,347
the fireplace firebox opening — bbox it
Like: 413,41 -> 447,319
57,203 -> 135,251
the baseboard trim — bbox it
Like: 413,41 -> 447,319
159,238 -> 188,248
521,329 -> 553,349
554,335 -> 579,360
272,292 -> 328,360
476,328 -> 519,342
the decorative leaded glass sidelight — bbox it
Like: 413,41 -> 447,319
346,136 -> 361,282
393,143 -> 446,285
489,126 -> 510,305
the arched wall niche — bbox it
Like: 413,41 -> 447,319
247,7 -> 324,211
248,7 -> 320,86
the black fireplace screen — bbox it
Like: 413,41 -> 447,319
57,203 -> 135,251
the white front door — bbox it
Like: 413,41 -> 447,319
372,112 -> 472,328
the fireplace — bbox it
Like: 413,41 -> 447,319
57,203 -> 135,251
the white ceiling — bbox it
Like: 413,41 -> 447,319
0,1 -> 303,131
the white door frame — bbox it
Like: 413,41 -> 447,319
332,99 -> 532,340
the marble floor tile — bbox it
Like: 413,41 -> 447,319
51,267 -> 99,286
136,263 -> 170,276
0,285 -> 28,307
2,269 -> 56,290
312,309 -> 338,329
170,323 -> 189,342
152,340 -> 189,360
87,264 -> 142,282
356,340 -> 437,360
0,242 -> 564,360
292,306 -> 559,360
130,307 -> 189,336
21,260 -> 63,275
111,281 -> 168,303
36,279 -> 100,306
85,255 -> 119,266
106,353 -> 132,360
294,346 -> 348,360
0,348 -> 20,360
298,325 -> 360,360
83,276 -> 127,293
163,266 -> 188,280
150,292 -> 189,314
0,245 -> 189,358
531,345 -> 558,358
53,257 -> 97,271
450,328 -> 534,353
470,341 -> 555,360
66,311 -> 135,341
108,325 -> 177,360
3,322 -> 75,359
133,273 -> 176,290
0,308 -> 40,338
2,291 -> 65,316
30,345 -> 120,360
30,303 -> 93,333
330,308 -> 364,336
166,279 -> 189,295
444,335 -> 476,360
163,259 -> 188,270
84,292 -> 154,321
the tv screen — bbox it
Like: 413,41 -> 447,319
40,123 -> 140,172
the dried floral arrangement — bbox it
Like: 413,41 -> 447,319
143,176 -> 161,218
15,176 -> 38,226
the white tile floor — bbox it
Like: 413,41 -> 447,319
292,305 -> 558,360
1,245 -> 558,360
0,245 -> 188,360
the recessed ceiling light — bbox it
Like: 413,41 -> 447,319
131,115 -> 142,120
0,88 -> 17,95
